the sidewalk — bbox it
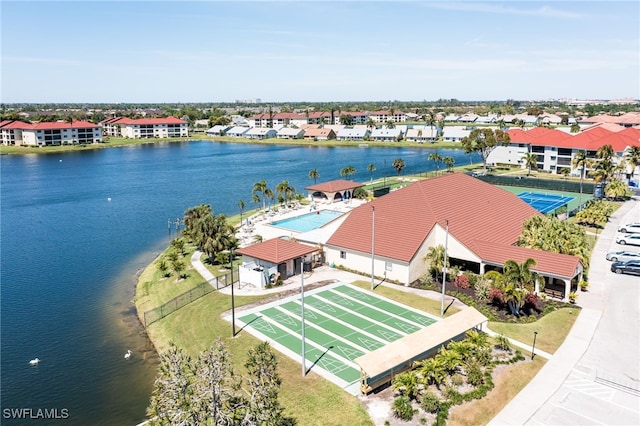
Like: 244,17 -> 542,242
489,195 -> 640,425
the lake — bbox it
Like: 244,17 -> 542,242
0,140 -> 479,425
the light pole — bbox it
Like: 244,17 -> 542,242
441,219 -> 449,317
230,248 -> 236,337
300,255 -> 306,376
371,205 -> 375,291
531,331 -> 538,360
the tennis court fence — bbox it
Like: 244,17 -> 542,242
477,175 -> 595,194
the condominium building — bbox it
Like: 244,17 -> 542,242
101,116 -> 188,138
1,120 -> 102,146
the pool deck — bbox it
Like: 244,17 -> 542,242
236,199 -> 367,247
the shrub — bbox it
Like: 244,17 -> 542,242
474,278 -> 492,302
451,373 -> 464,386
524,292 -> 543,313
392,395 -> 415,421
420,391 -> 440,414
488,287 -> 504,305
454,274 -> 470,291
466,361 -> 484,387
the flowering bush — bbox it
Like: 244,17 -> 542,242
454,274 -> 470,291
488,288 -> 505,306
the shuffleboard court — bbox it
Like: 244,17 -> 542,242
233,282 -> 440,394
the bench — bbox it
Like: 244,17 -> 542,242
544,288 -> 564,299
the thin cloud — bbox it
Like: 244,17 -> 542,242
422,2 -> 584,19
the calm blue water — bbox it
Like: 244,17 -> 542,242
270,209 -> 343,233
0,141 -> 479,425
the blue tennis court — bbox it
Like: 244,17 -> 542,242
518,191 -> 574,214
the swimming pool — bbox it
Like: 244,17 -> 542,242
270,210 -> 343,232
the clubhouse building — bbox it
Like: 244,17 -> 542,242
322,173 -> 584,302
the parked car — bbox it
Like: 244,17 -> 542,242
606,250 -> 640,262
616,234 -> 640,246
610,259 -> 640,275
618,223 -> 640,233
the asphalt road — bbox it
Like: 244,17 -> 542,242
492,195 -> 640,425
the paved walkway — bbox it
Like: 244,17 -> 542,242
490,194 -> 640,426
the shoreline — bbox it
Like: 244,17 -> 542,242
0,134 -> 465,155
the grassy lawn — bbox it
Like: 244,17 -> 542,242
488,307 -> 580,354
136,247 -> 373,425
448,356 -> 547,426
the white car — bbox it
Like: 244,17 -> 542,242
618,223 -> 640,233
606,250 -> 640,262
616,234 -> 640,246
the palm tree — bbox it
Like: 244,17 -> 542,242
276,181 -> 289,207
503,258 -> 537,293
414,357 -> 446,389
593,144 -> 616,189
503,283 -> 526,316
436,347 -> 461,374
423,244 -> 448,281
366,118 -> 376,131
522,152 -> 538,175
340,165 -> 356,179
392,371 -> 420,399
238,199 -> 245,225
572,150 -> 588,209
367,163 -> 376,183
252,180 -> 268,211
624,146 -> 640,180
443,156 -> 455,173
428,152 -> 443,175
392,158 -> 405,176
264,188 -> 274,210
308,168 -> 319,184
570,122 -> 581,133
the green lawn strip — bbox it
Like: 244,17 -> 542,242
351,280 -> 461,317
488,307 -> 580,354
314,290 -> 423,334
304,295 -> 404,342
332,284 -> 437,326
134,247 -> 210,317
279,301 -> 386,353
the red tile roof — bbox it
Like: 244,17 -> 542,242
327,173 -> 543,263
507,126 -> 639,151
305,179 -> 364,193
110,116 -> 187,125
303,128 -> 336,137
27,120 -> 99,130
236,238 -> 317,264
471,241 -> 581,279
0,120 -> 32,129
326,173 -> 583,278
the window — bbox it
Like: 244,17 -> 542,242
385,262 -> 392,272
340,251 -> 346,259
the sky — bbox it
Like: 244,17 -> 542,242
1,0 -> 638,103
